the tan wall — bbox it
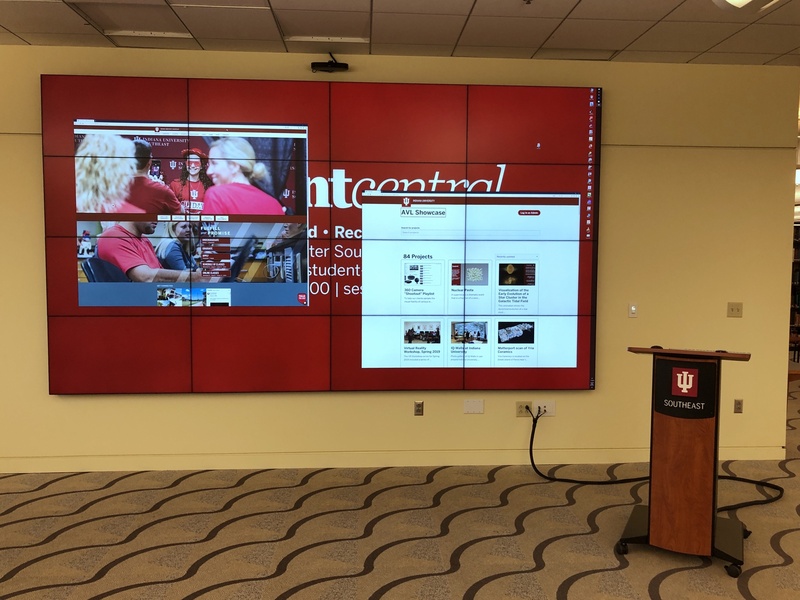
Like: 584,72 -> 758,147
1,46 -> 798,472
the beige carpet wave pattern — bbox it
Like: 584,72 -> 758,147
0,390 -> 798,600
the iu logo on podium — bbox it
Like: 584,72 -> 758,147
672,368 -> 699,397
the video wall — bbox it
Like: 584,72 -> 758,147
42,76 -> 600,394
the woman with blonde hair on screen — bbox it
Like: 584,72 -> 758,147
154,221 -> 199,271
202,137 -> 284,215
75,134 -> 141,213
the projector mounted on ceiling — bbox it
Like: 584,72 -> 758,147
311,53 -> 349,73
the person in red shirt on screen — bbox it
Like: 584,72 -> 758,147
127,139 -> 183,215
168,148 -> 213,214
97,221 -> 215,283
202,137 -> 284,216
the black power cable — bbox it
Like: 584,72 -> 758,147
526,405 -> 648,486
525,405 -> 784,511
717,474 -> 783,512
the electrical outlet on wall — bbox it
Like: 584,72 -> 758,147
517,400 -> 555,417
727,302 -> 743,318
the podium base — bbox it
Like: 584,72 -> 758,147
615,505 -> 747,578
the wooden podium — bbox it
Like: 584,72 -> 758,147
616,347 -> 751,577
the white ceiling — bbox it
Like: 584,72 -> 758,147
1,0 -> 799,66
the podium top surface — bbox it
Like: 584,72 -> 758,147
628,347 -> 751,361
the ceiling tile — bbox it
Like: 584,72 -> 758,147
0,0 -> 797,68
0,31 -> 26,45
453,45 -> 536,58
372,43 -> 454,56
569,0 -> 684,20
372,13 -> 466,45
173,6 -> 280,40
74,0 -> 164,4
75,2 -> 188,34
612,49 -> 700,62
533,47 -> 616,59
627,21 -> 746,51
758,0 -> 800,25
690,51 -> 775,64
17,32 -> 114,46
270,0 -> 369,11
0,1 -> 91,34
766,53 -> 800,65
284,40 -> 370,54
170,1 -> 267,6
471,0 -> 579,19
710,23 -> 800,53
276,9 -> 370,38
374,0 -> 474,15
665,0 -> 787,23
543,19 -> 654,50
459,16 -> 561,48
198,38 -> 286,52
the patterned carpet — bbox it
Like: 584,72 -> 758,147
1,387 -> 798,600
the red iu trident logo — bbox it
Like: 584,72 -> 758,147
672,368 -> 699,397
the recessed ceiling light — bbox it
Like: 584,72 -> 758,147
284,36 -> 369,44
105,30 -> 193,39
712,0 -> 783,10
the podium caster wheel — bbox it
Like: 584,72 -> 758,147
725,563 -> 742,578
615,541 -> 628,555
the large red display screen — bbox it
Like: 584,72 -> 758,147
42,75 -> 601,394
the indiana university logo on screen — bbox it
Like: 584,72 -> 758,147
672,368 -> 699,397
